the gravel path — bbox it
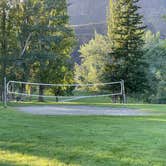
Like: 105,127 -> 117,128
17,105 -> 150,116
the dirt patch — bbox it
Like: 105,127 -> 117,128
17,105 -> 151,116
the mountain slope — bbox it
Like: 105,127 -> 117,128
68,0 -> 166,36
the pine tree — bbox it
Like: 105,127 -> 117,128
105,0 -> 148,96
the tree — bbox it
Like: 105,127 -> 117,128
0,0 -> 75,102
105,0 -> 148,96
8,0 -> 37,92
0,0 -> 18,100
144,30 -> 166,103
19,0 -> 75,101
75,33 -> 111,85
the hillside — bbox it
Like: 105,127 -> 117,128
68,0 -> 166,38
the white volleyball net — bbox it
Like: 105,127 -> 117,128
6,80 -> 126,103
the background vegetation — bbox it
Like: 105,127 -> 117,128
0,0 -> 75,101
0,0 -> 165,103
75,0 -> 166,103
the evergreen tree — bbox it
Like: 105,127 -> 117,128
105,0 -> 148,95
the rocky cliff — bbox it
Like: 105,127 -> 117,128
68,0 -> 166,37
67,0 -> 166,61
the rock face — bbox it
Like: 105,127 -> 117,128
67,0 -> 166,61
67,0 -> 166,36
139,0 -> 166,35
68,0 -> 107,43
68,0 -> 107,25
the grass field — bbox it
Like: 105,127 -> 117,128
0,103 -> 166,166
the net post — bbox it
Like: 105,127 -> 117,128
4,77 -> 7,108
121,80 -> 126,104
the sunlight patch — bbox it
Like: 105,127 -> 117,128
147,118 -> 166,122
0,149 -> 79,166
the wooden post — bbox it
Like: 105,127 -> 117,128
121,80 -> 126,104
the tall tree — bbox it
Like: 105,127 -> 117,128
75,32 -> 111,84
144,30 -> 166,103
0,0 -> 18,100
0,0 -> 75,102
18,0 -> 75,101
105,0 -> 148,96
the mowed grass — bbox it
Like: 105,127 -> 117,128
0,104 -> 166,166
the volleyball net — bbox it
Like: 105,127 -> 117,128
6,80 -> 126,103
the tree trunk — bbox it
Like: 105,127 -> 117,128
21,84 -> 26,93
38,85 -> 44,102
0,84 -> 3,101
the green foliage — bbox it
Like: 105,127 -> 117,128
0,0 -> 75,101
104,0 -> 148,95
144,30 -> 166,103
23,0 -> 75,97
75,33 -> 111,85
0,0 -> 19,98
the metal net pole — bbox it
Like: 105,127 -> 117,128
4,77 -> 7,108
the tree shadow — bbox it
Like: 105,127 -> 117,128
0,138 -> 161,166
0,161 -> 18,166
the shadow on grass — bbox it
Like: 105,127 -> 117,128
0,140 -> 159,166
0,161 -> 18,166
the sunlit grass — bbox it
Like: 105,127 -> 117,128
0,149 -> 78,166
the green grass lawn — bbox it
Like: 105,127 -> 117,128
0,103 -> 166,166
